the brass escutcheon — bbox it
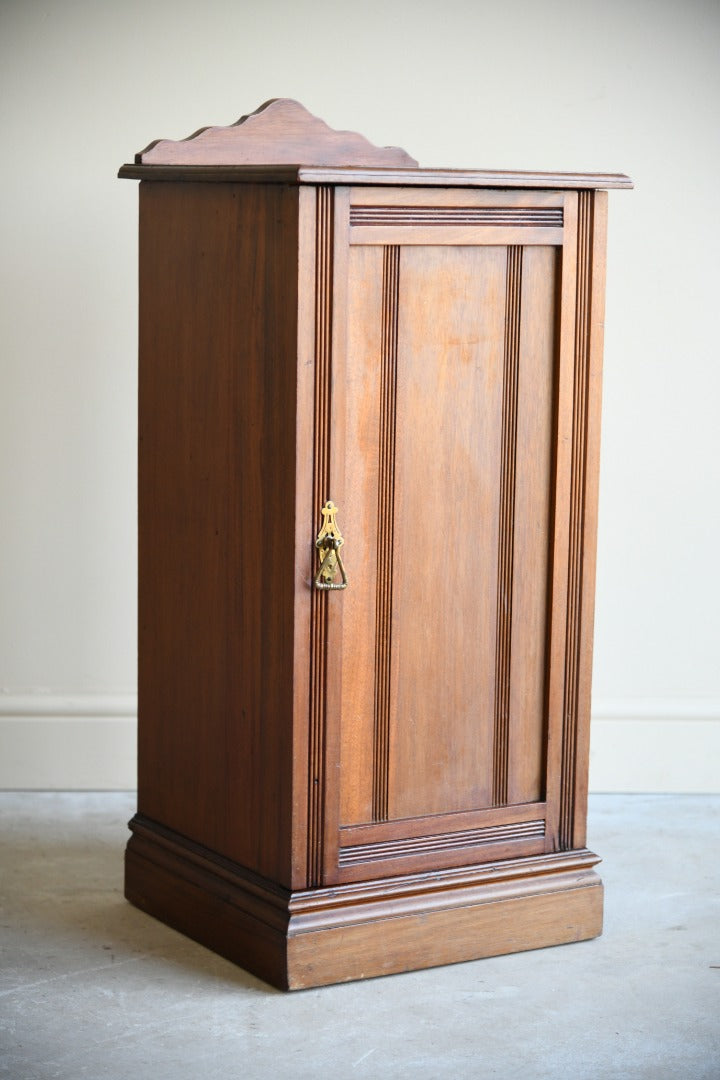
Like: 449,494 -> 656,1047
314,500 -> 348,590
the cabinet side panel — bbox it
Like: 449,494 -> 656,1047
137,181 -> 298,885
572,190 -> 608,849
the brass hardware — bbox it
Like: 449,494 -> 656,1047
314,500 -> 348,590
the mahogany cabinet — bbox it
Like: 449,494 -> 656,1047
120,100 -> 631,990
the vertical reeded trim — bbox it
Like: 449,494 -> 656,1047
372,246 -> 400,821
493,246 -> 523,806
560,192 -> 592,848
307,186 -> 333,886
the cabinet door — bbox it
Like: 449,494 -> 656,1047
309,186 -> 606,886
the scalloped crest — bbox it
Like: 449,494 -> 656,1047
137,99 -> 419,168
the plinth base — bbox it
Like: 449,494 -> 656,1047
125,816 -> 603,991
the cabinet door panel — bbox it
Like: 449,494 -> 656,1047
328,192 -> 566,880
388,245 -> 506,818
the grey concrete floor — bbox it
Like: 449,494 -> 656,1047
0,794 -> 718,1080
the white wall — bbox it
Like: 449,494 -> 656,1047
1,0 -> 718,790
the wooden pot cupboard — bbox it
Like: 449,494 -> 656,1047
120,99 -> 632,990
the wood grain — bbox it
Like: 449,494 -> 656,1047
336,244 -> 384,829
136,98 -> 418,168
350,206 -> 563,226
567,191 -> 608,850
137,181 -> 298,886
339,800 -> 547,847
307,186 -> 334,888
493,246 -> 523,806
544,191 -> 608,852
125,813 -> 602,990
560,191 -> 595,850
338,820 -> 545,867
373,246 -> 400,822
561,192 -> 608,851
311,167 -> 631,189
288,875 -> 602,988
126,147 -> 623,986
120,164 -> 633,189
289,185 -> 317,888
350,189 -> 567,208
350,225 -> 563,247
388,245 -> 507,818
334,208 -> 564,842
544,193 -> 579,853
507,245 -> 558,805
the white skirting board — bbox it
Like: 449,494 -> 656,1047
589,699 -> 720,794
0,696 -> 137,790
0,695 -> 718,792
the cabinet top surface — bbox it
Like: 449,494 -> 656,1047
118,163 -> 632,189
119,99 -> 632,190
